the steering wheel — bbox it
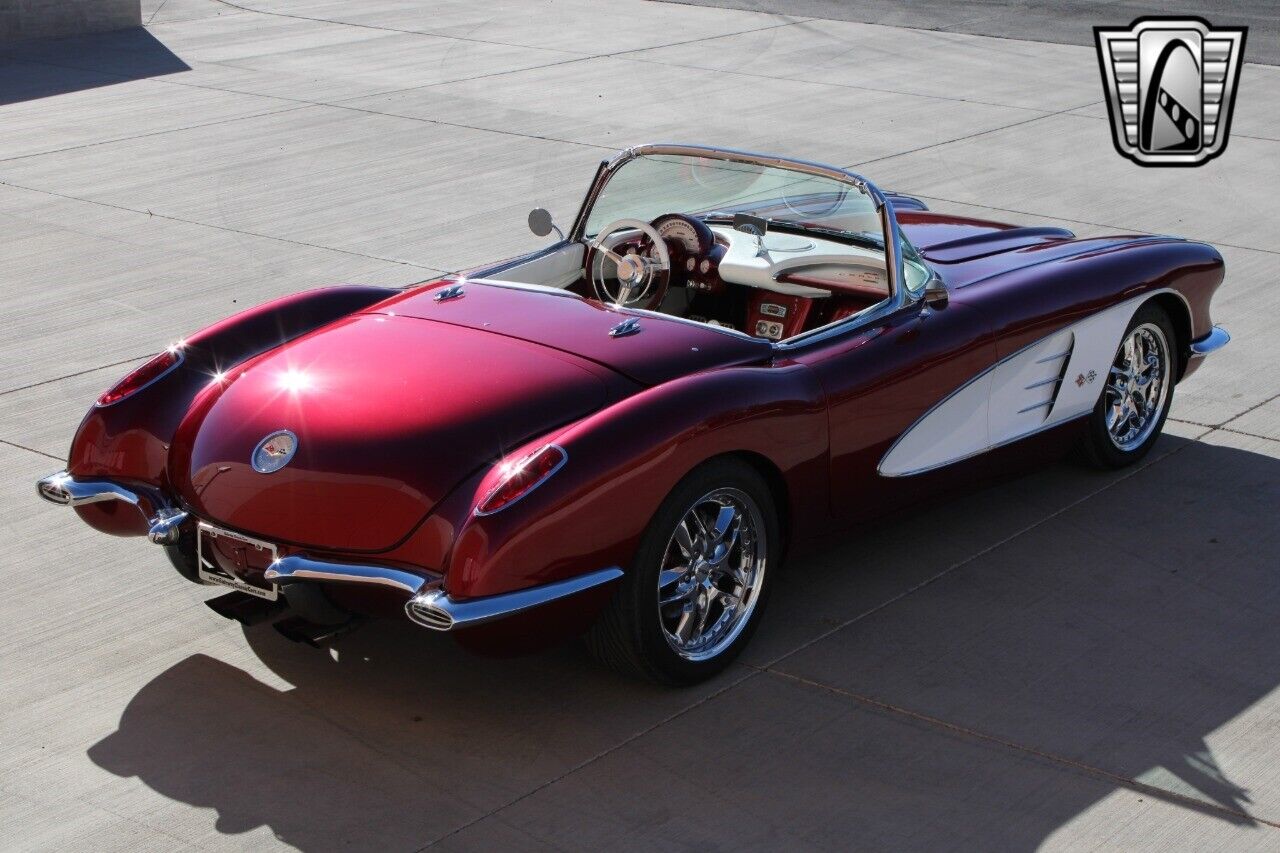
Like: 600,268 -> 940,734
584,218 -> 672,310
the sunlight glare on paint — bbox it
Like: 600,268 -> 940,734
277,368 -> 314,394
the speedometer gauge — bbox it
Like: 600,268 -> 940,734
656,218 -> 701,254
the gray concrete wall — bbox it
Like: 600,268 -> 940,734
0,0 -> 140,42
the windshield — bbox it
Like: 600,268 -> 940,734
584,153 -> 882,241
581,151 -> 930,294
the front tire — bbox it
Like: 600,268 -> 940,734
1076,303 -> 1176,469
586,458 -> 778,685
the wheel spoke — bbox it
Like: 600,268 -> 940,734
694,592 -> 713,638
711,505 -> 737,541
672,521 -> 695,560
688,507 -> 712,542
673,602 -> 696,644
659,567 -> 686,590
660,585 -> 691,607
588,239 -> 626,266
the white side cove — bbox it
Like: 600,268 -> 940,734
879,294 -> 1154,477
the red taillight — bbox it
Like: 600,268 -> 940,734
96,349 -> 182,406
476,445 -> 567,516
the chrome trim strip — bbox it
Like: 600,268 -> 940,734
1024,376 -> 1062,390
405,567 -> 624,631
1035,350 -> 1071,364
616,303 -> 758,341
1017,399 -> 1054,414
448,277 -> 583,299
265,555 -> 436,596
453,277 -> 757,342
1189,325 -> 1230,357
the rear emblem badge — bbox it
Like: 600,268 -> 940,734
251,430 -> 298,473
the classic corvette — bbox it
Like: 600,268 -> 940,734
37,143 -> 1229,684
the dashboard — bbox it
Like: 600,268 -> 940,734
593,213 -> 894,342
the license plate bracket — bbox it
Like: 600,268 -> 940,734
197,521 -> 280,601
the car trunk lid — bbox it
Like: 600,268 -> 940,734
172,313 -> 627,552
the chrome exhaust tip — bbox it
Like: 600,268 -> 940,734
405,593 -> 455,631
36,472 -> 76,505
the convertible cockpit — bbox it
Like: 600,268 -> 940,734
475,144 -> 933,343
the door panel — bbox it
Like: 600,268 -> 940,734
794,301 -> 996,523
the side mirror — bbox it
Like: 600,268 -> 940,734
923,278 -> 949,310
527,208 -> 563,240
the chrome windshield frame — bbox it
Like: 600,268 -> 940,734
568,143 -> 912,347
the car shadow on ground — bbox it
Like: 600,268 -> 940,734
86,434 -> 1280,850
0,28 -> 189,106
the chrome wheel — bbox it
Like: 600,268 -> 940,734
656,487 -> 767,662
1105,322 -> 1170,452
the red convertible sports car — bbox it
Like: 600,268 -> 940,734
38,144 -> 1229,684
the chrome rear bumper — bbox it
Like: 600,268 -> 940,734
265,554 -> 435,596
268,554 -> 622,632
38,471 -> 154,509
1190,325 -> 1230,357
37,470 -> 187,544
404,567 -> 624,631
39,471 -> 623,633
267,555 -> 621,631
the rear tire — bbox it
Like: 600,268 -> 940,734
1075,303 -> 1176,469
585,458 -> 778,685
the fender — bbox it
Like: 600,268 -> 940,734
68,286 -> 397,535
875,238 -> 1224,480
960,237 -> 1223,369
442,359 -> 828,600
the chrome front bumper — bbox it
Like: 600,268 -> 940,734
1190,325 -> 1230,357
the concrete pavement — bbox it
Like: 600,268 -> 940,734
658,0 -> 1280,65
2,1 -> 1278,849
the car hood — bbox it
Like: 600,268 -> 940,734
171,313 -> 630,552
898,211 -> 1172,289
